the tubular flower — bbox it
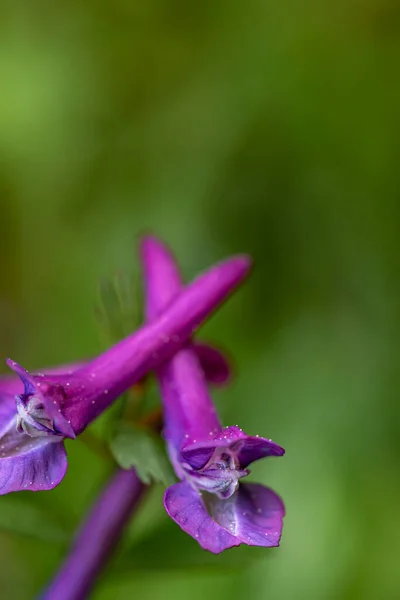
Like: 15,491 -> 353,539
141,236 -> 285,553
0,244 -> 250,494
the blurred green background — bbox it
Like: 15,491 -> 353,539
1,0 -> 400,598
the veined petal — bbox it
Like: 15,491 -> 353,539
0,392 -> 67,495
205,482 -> 285,548
164,481 -> 284,552
164,481 -> 239,553
181,425 -> 285,470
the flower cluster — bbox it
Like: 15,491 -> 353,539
0,248 -> 250,494
0,234 -> 284,568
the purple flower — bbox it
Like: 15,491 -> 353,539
0,241 -> 250,495
141,236 -> 285,553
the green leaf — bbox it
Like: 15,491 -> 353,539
109,423 -> 175,486
0,496 -> 69,543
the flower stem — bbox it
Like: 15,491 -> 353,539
41,469 -> 146,600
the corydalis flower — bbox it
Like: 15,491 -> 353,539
141,236 -> 285,553
0,242 -> 250,495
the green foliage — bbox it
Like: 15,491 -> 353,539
0,497 -> 68,543
110,423 -> 175,486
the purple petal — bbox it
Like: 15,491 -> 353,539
140,237 -> 232,387
181,425 -> 285,470
5,358 -> 37,396
206,482 -> 285,547
0,361 -> 85,398
0,374 -> 24,398
0,392 -> 67,495
164,481 -> 285,553
193,342 -> 231,386
164,481 -> 239,553
140,235 -> 182,322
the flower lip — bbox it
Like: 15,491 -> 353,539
164,480 -> 285,553
180,425 -> 285,471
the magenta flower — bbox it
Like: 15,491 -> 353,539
0,244 -> 250,495
141,237 -> 285,553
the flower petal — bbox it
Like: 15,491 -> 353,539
0,426 -> 67,494
164,481 -> 284,552
181,425 -> 285,470
193,342 -> 231,386
0,361 -> 84,398
164,481 -> 239,553
206,482 -> 285,547
5,359 -> 37,395
0,391 -> 67,494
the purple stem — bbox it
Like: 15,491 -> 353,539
41,469 -> 145,600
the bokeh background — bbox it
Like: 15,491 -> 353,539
1,1 -> 400,598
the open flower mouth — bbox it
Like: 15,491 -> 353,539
182,448 -> 250,499
16,395 -> 57,437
